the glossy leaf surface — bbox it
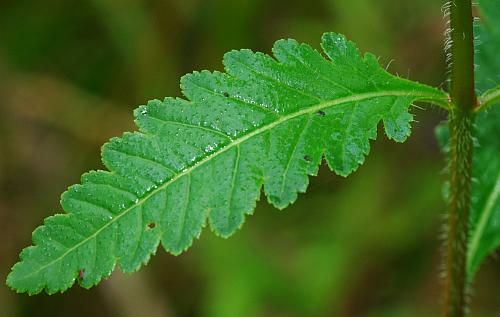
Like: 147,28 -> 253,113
7,33 -> 446,294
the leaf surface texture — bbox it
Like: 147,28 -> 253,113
465,0 -> 500,278
7,33 -> 446,294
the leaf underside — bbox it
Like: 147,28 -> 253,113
7,32 -> 446,294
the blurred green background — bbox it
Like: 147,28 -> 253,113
0,0 -> 498,316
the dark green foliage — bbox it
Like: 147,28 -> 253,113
475,0 -> 500,94
436,0 -> 500,281
465,0 -> 500,279
467,107 -> 500,278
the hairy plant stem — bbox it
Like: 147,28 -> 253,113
445,111 -> 473,317
444,0 -> 476,316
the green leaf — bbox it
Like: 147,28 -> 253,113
465,0 -> 500,278
475,0 -> 500,93
436,0 -> 500,280
436,107 -> 500,280
475,0 -> 500,112
477,85 -> 500,113
7,32 -> 447,294
467,107 -> 500,278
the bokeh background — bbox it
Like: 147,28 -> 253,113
0,0 -> 498,316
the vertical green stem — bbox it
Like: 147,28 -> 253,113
448,0 -> 476,109
445,112 -> 473,317
444,0 -> 476,316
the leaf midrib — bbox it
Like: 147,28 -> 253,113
19,89 -> 446,283
467,169 -> 500,274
